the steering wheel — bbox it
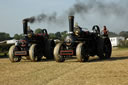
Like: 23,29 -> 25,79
41,29 -> 49,38
92,25 -> 100,34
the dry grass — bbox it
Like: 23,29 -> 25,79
0,48 -> 128,85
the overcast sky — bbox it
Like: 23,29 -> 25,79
0,0 -> 127,36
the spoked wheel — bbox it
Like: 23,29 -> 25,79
29,44 -> 42,62
76,43 -> 89,62
54,43 -> 65,62
44,40 -> 55,60
103,38 -> 112,59
9,45 -> 21,62
98,38 -> 112,59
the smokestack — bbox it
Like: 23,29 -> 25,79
68,16 -> 74,32
22,19 -> 28,35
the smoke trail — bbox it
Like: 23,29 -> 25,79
68,0 -> 127,17
67,0 -> 128,32
26,0 -> 128,32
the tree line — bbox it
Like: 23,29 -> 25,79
0,28 -> 68,41
0,29 -> 128,41
0,29 -> 128,54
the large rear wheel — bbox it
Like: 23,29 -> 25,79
9,45 -> 21,62
76,43 -> 89,62
103,38 -> 112,59
44,40 -> 55,60
54,43 -> 65,62
29,44 -> 42,62
98,38 -> 112,59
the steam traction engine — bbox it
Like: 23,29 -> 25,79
54,16 -> 112,62
9,18 -> 55,62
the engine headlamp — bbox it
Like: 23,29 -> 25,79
66,39 -> 72,46
74,28 -> 81,36
28,33 -> 32,38
75,30 -> 79,36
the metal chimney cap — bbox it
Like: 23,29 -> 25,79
68,16 -> 74,19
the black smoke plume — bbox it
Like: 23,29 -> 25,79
68,0 -> 127,17
26,0 -> 128,32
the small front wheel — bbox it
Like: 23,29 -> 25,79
54,43 -> 65,62
9,45 -> 21,62
97,38 -> 112,60
44,40 -> 55,60
29,44 -> 42,62
76,43 -> 89,62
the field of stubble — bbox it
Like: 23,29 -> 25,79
0,48 -> 128,85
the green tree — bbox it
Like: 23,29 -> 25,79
119,31 -> 128,39
0,32 -> 11,52
0,32 -> 11,41
49,33 -> 56,39
35,28 -> 42,34
13,34 -> 23,40
108,31 -> 118,37
49,31 -> 68,40
14,34 -> 19,40
61,31 -> 67,40
55,32 -> 61,39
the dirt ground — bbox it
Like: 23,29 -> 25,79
0,48 -> 128,85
